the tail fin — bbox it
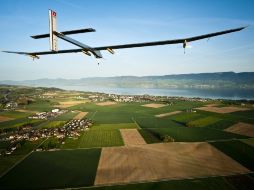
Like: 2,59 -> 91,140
49,9 -> 58,51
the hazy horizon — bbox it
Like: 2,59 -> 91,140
1,0 -> 254,80
0,71 -> 252,81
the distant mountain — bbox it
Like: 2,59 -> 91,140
1,72 -> 254,89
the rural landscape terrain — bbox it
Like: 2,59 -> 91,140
0,84 -> 253,189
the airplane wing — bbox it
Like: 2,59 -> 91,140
95,26 -> 246,50
2,26 -> 246,56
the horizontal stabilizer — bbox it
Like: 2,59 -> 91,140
31,28 -> 96,39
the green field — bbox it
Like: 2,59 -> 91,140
25,100 -> 53,112
0,139 -> 43,175
82,175 -> 254,190
135,117 -> 184,128
204,119 -> 236,130
210,140 -> 254,171
53,111 -> 79,121
39,137 -> 61,149
147,126 -> 246,142
40,120 -> 66,128
0,117 -> 44,129
0,149 -> 101,189
169,112 -> 203,123
241,138 -> 254,147
1,86 -> 254,189
0,111 -> 32,119
62,130 -> 124,149
91,123 -> 137,130
138,129 -> 161,143
187,116 -> 221,127
93,111 -> 134,124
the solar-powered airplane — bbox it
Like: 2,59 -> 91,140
3,10 -> 247,62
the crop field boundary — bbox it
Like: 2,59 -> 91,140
89,111 -> 98,120
95,142 -> 249,185
131,117 -> 141,129
58,172 -> 254,190
0,137 -> 48,178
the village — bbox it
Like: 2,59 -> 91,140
0,107 -> 93,155
87,93 -> 210,103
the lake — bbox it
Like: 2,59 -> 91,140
49,85 -> 254,100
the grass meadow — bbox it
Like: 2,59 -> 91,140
0,149 -> 101,189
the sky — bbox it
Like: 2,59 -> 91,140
0,0 -> 254,80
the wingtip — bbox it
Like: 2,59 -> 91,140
242,25 -> 250,30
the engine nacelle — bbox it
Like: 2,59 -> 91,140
29,54 -> 40,60
82,50 -> 91,56
107,48 -> 115,54
183,40 -> 187,49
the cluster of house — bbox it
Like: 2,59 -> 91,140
4,101 -> 18,110
28,109 -> 66,120
88,93 -> 151,103
63,119 -> 92,138
88,92 -> 211,103
0,118 -> 93,155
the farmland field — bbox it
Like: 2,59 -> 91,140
96,101 -> 117,106
210,140 -> 254,171
120,129 -> 146,146
25,100 -> 53,111
155,110 -> 182,118
73,111 -> 88,119
147,125 -> 246,142
55,100 -> 88,108
95,142 -> 249,185
84,175 -> 254,190
0,149 -> 101,189
224,122 -> 254,137
0,116 -> 14,122
53,111 -> 78,121
91,123 -> 137,130
135,117 -> 183,129
1,85 -> 254,189
241,138 -> 254,147
204,120 -> 236,130
196,106 -> 250,113
0,117 -> 44,129
40,120 -> 66,128
169,112 -> 203,123
0,111 -> 32,119
93,111 -> 134,124
0,139 -> 43,176
138,129 -> 161,143
62,130 -> 124,149
187,116 -> 221,127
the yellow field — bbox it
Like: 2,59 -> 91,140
142,103 -> 167,108
224,122 -> 254,137
95,142 -> 249,185
43,92 -> 57,96
16,109 -> 38,114
204,103 -> 218,107
96,102 -> 117,106
0,116 -> 14,122
196,106 -> 249,113
55,100 -> 88,108
120,129 -> 146,146
73,112 -> 88,120
155,111 -> 182,118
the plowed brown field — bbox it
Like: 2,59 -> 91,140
225,122 -> 254,137
95,142 -> 249,185
120,129 -> 146,146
